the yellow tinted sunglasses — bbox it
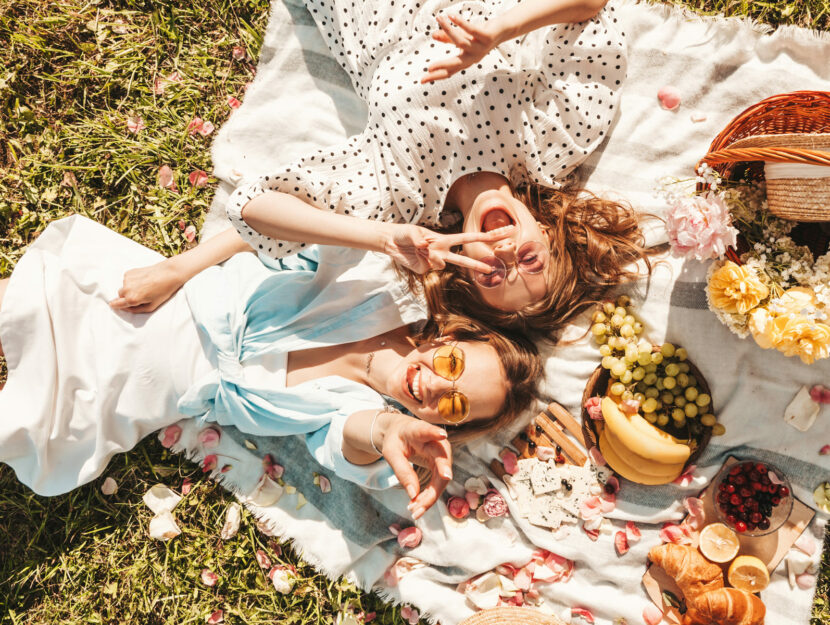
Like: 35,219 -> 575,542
433,344 -> 470,425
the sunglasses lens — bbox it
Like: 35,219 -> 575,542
517,241 -> 548,274
438,391 -> 470,424
473,257 -> 505,288
433,344 -> 465,381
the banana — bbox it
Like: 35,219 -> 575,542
601,397 -> 690,465
627,410 -> 685,445
602,426 -> 686,479
599,431 -> 684,485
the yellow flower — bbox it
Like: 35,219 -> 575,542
708,261 -> 769,315
775,315 -> 830,365
776,287 -> 817,314
748,308 -> 776,349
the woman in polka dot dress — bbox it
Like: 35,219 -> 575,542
115,0 -> 651,339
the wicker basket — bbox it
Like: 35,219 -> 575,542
697,90 -> 830,222
459,607 -> 566,625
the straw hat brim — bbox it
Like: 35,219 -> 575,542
726,132 -> 830,150
458,607 -> 567,625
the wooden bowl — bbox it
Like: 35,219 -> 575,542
580,359 -> 713,475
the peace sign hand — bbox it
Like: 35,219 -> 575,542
421,14 -> 501,84
383,223 -> 513,275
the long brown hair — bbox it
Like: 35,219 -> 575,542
420,183 -> 654,341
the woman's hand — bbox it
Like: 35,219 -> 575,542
383,223 -> 511,275
421,14 -> 501,84
381,413 -> 454,519
109,261 -> 185,313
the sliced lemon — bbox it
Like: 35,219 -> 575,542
698,523 -> 740,563
728,555 -> 770,593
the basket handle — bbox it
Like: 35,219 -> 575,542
700,146 -> 830,167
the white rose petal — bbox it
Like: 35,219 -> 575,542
464,477 -> 488,495
784,386 -> 820,432
247,475 -> 284,508
268,566 -> 295,594
101,477 -> 118,496
787,549 -> 817,589
143,484 -> 182,514
464,572 -> 502,610
220,502 -> 242,540
149,510 -> 181,541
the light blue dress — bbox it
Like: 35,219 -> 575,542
0,216 -> 424,495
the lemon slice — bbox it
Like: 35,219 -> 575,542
698,523 -> 740,563
728,555 -> 770,593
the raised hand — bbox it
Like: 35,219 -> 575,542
421,14 -> 500,84
383,223 -> 513,274
109,261 -> 185,313
380,413 -> 454,519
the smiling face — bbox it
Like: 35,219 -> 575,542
460,184 -> 553,312
385,340 -> 508,425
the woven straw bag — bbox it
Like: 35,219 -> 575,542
459,607 -> 567,625
697,90 -> 830,222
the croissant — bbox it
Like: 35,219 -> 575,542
682,587 -> 766,625
648,544 -> 724,602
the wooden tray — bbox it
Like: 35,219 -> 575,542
642,456 -> 815,623
580,359 -> 713,471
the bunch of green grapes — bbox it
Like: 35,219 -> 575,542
591,296 -> 725,437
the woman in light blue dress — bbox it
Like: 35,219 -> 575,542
0,216 -> 540,517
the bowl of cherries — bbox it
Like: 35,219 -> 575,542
713,460 -> 793,537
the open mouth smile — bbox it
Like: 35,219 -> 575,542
480,206 -> 516,232
404,364 -> 423,403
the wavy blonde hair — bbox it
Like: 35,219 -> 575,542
419,183 -> 654,341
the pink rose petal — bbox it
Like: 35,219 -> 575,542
184,225 -> 197,242
571,607 -> 594,623
604,475 -> 620,495
625,521 -> 641,543
388,523 -> 401,536
101,477 -> 118,496
206,609 -> 224,624
227,96 -> 241,109
536,446 -> 557,462
400,606 -> 420,625
465,490 -> 481,510
620,399 -> 640,415
159,424 -> 182,448
177,219 -> 186,231
201,569 -> 218,587
168,71 -> 182,83
820,445 -> 830,456
181,477 -> 192,495
187,117 -> 204,135
198,427 -> 221,449
643,604 -> 663,625
447,496 -> 470,519
614,531 -> 629,555
657,86 -> 681,110
769,471 -> 784,485
153,76 -> 167,95
198,121 -> 215,137
397,526 -> 423,549
579,495 -> 603,520
202,454 -> 218,473
584,396 -> 603,420
683,496 -> 706,530
232,46 -> 246,61
588,446 -> 606,467
263,454 -> 285,479
513,565 -> 533,590
794,533 -> 817,556
659,522 -> 692,545
599,495 -> 616,514
189,170 -> 209,188
158,165 -> 177,191
501,450 -> 519,475
126,116 -> 145,133
672,465 -> 697,487
255,549 -> 272,569
583,525 -> 600,541
364,612 -> 376,623
796,572 -> 817,590
318,475 -> 332,493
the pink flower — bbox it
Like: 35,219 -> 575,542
189,170 -> 209,187
198,427 -> 221,449
255,549 -> 272,569
158,165 -> 177,191
159,425 -> 182,448
397,526 -> 422,549
614,531 -> 629,555
206,609 -> 224,624
227,96 -> 241,109
447,496 -> 470,519
126,116 -> 145,134
584,396 -> 603,420
625,521 -> 641,543
232,46 -> 246,61
666,192 -> 738,261
184,225 -> 197,242
810,385 -> 830,404
201,569 -> 218,587
501,450 -> 519,475
657,85 -> 681,110
400,606 -> 419,625
659,522 -> 692,545
482,490 -> 508,517
202,454 -> 218,473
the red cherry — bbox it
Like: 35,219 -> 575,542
771,496 -> 781,505
730,466 -> 742,476
739,487 -> 752,498
735,521 -> 747,533
718,491 -> 729,503
737,504 -> 748,514
761,474 -> 771,485
729,494 -> 742,506
750,512 -> 763,523
726,484 -> 736,494
778,486 -> 790,497
751,481 -> 763,492
726,514 -> 738,525
746,521 -> 757,531
718,483 -> 728,492
755,463 -> 768,474
758,518 -> 771,530
734,475 -> 746,486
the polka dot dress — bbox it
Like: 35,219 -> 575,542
227,0 -> 626,258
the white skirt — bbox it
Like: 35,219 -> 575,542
0,216 -> 213,496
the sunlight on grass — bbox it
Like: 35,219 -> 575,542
0,0 -> 828,623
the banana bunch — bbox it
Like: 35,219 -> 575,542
598,397 -> 690,485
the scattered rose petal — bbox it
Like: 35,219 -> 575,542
579,495 -> 603,521
599,495 -> 616,514
690,111 -> 707,123
198,121 -> 215,137
785,386 -> 820,432
571,607 -> 594,623
202,454 -> 218,473
244,440 -> 258,450
201,569 -> 218,587
809,385 -> 829,403
285,485 -> 297,495
126,116 -> 145,133
143,484 -> 182,514
159,424 -> 182,448
158,165 -> 177,191
614,531 -> 629,555
448,496 -> 470,519
787,549 -> 817,588
604,475 -> 620,495
482,490 -> 508,517
797,572 -> 817,590
227,96 -> 241,109
383,556 -> 426,586
248,475 -> 284,507
255,549 -> 272,569
501,450 -> 519,475
256,520 -> 277,536
464,477 -> 488,495
397,526 -> 423,549
536,446 -> 557,461
318,475 -> 332,493
183,224 -> 197,242
221,464 -> 232,473
683,496 -> 706,530
263,454 -> 285,479
220,502 -> 241,540
821,445 -> 830,455
181,478 -> 193,496
61,171 -> 77,187
583,525 -> 600,541
364,612 -> 376,623
188,117 -> 205,135
643,604 -> 663,625
465,490 -> 481,510
268,565 -> 295,593
101,477 -> 118,496
189,170 -> 209,187
584,396 -> 603,420
206,609 -> 224,624
296,492 -> 307,510
620,399 -> 640,415
176,219 -> 186,231
198,427 -> 221,449
657,86 -> 681,110
388,523 -> 401,536
400,605 -> 419,625
232,46 -> 246,61
625,521 -> 641,543
659,522 -> 692,545
769,471 -> 784,485
794,533 -> 817,556
672,465 -> 698,487
462,572 -> 503,610
149,510 -> 181,541
153,76 -> 166,95
168,71 -> 182,83
588,446 -> 606,467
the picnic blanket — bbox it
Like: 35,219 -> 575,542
180,1 -> 830,623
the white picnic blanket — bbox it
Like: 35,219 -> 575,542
184,1 -> 830,623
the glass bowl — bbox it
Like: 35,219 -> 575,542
712,459 -> 793,537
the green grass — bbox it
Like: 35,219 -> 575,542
0,0 -> 828,623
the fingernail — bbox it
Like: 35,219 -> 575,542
412,507 -> 424,519
406,485 -> 417,499
441,469 -> 452,480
